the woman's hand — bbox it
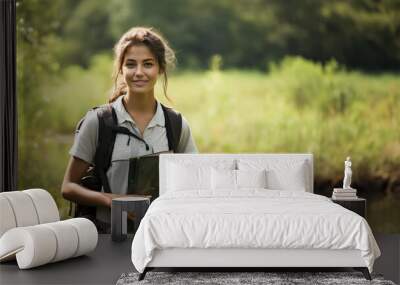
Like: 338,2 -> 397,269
102,193 -> 121,208
62,157 -> 112,207
62,156 -> 151,209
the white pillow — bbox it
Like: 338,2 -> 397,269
238,159 -> 309,191
236,169 -> 267,189
211,169 -> 236,190
167,162 -> 211,191
266,167 -> 306,191
211,169 -> 268,190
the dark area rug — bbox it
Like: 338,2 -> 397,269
116,271 -> 396,285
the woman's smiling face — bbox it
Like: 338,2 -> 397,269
122,44 -> 160,95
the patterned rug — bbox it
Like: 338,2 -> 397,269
116,271 -> 396,285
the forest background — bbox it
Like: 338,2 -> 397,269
16,0 -> 400,232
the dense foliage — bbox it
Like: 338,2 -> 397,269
18,0 -> 400,70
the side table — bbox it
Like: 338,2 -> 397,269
111,197 -> 150,242
331,197 -> 366,218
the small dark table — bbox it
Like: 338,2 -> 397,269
331,197 -> 366,218
111,197 -> 150,242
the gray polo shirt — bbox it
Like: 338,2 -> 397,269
69,96 -> 197,222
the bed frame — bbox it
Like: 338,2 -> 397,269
138,154 -> 371,280
141,248 -> 370,280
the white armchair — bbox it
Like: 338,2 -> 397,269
0,189 -> 98,269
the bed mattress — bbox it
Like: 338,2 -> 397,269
131,190 -> 380,273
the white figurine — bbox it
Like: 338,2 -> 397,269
343,156 -> 353,189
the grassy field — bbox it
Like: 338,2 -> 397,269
18,56 -> 400,232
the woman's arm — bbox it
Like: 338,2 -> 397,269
64,110 -> 119,208
61,156 -> 151,208
61,156 -> 117,208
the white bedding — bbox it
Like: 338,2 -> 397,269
131,190 -> 380,273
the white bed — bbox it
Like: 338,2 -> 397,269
131,154 -> 380,280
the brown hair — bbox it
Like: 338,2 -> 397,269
109,27 -> 176,103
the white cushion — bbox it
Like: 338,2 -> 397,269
63,218 -> 98,257
211,169 -> 268,190
0,218 -> 97,269
267,168 -> 307,191
211,169 -> 236,190
0,226 -> 57,269
0,196 -> 17,237
42,221 -> 79,262
0,189 -> 60,238
160,154 -> 313,194
238,159 -> 308,191
23,189 -> 60,223
167,163 -> 212,191
0,189 -> 97,269
165,159 -> 235,192
236,169 -> 267,189
0,191 -> 40,227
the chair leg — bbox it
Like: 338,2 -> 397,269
354,267 -> 371,280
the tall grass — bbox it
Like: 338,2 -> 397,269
167,57 -> 400,183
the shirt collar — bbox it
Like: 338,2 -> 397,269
112,96 -> 165,128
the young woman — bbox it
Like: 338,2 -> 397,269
61,27 -> 197,231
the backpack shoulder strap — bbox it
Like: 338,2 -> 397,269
161,103 -> 182,153
75,106 -> 100,133
93,104 -> 117,193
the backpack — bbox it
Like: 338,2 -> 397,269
70,103 -> 182,224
